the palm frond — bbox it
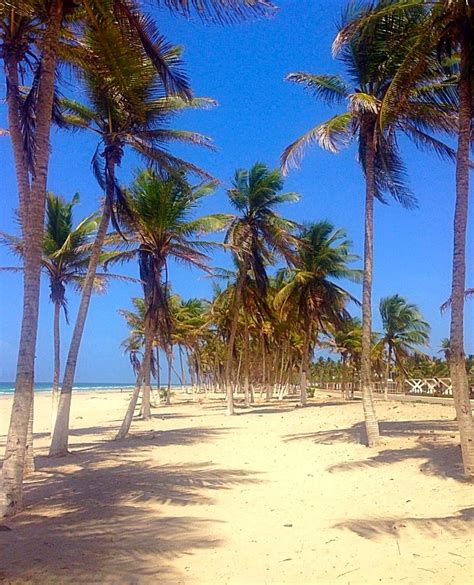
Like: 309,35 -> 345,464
286,72 -> 349,105
281,113 -> 352,173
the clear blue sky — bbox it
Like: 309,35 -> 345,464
0,0 -> 472,383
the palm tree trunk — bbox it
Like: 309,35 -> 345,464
4,54 -> 30,228
49,155 -> 114,457
449,27 -> 474,480
261,337 -> 267,399
51,301 -> 61,433
195,349 -> 202,393
115,374 -> 142,440
156,347 -> 161,392
384,344 -> 392,401
360,123 -> 380,447
243,318 -> 250,407
24,398 -> 35,476
224,270 -> 246,415
166,347 -> 173,405
299,326 -> 311,407
1,0 -> 63,517
141,318 -> 153,420
341,354 -> 348,400
179,346 -> 186,390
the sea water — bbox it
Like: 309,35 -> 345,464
0,382 -> 137,395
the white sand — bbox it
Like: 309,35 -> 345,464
0,390 -> 472,584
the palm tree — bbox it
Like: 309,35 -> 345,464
281,5 -> 456,445
119,297 -> 147,376
172,297 -> 209,396
327,317 -> 363,400
112,170 -> 229,438
275,221 -> 361,406
378,294 -> 431,399
0,0 -> 69,517
1,194 -> 95,425
49,16 -> 217,456
439,337 -> 451,362
213,262 -> 272,405
1,194 -> 132,428
332,0 -> 474,480
223,163 -> 299,414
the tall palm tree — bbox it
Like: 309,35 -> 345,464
275,221 -> 361,406
281,5 -> 456,445
332,0 -> 474,479
0,0 -> 69,517
113,170 -> 229,438
49,18 -> 216,456
378,294 -> 431,399
223,162 -> 299,414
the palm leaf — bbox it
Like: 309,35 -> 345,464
285,72 -> 349,105
281,113 -> 352,173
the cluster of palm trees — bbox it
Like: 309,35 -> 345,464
0,0 -> 472,519
116,168 -> 361,420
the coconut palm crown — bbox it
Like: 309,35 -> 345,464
111,169 -> 230,424
378,294 -> 431,376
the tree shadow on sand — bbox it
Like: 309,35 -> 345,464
237,401 -> 356,416
0,426 -> 261,583
284,419 -> 465,480
334,507 -> 474,541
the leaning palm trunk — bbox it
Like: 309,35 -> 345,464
449,29 -> 474,480
51,301 -> 61,433
1,0 -> 63,516
141,319 -> 154,419
360,126 -> 380,447
115,374 -> 143,440
49,153 -> 115,456
224,270 -> 246,415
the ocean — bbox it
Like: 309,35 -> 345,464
0,382 -> 137,395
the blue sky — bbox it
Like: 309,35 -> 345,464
0,0 -> 472,383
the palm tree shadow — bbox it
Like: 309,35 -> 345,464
237,401 -> 356,416
284,419 -> 464,480
334,507 -> 474,541
0,426 -> 261,583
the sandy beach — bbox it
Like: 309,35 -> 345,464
0,390 -> 472,584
